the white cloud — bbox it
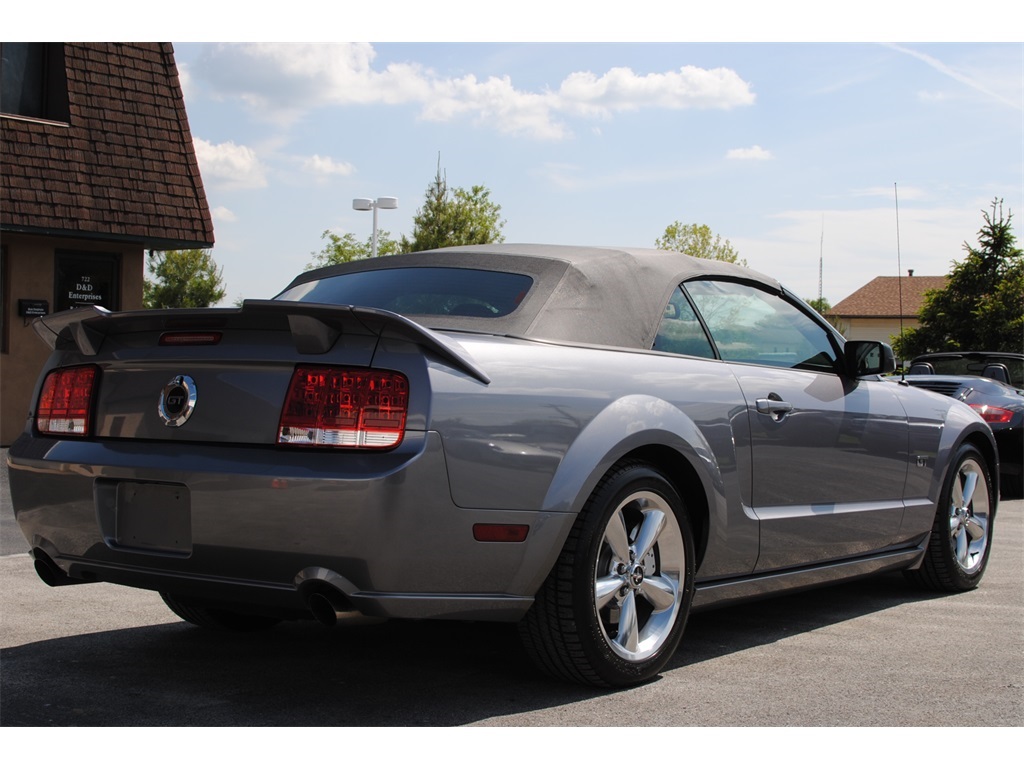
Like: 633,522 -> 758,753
853,185 -> 928,201
302,154 -> 356,177
211,206 -> 237,223
736,205 -> 983,303
193,137 -> 268,190
726,145 -> 773,161
558,66 -> 755,117
191,43 -> 756,141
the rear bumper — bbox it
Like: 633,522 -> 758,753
7,432 -> 573,622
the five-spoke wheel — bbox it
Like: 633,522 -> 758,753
946,456 -> 990,576
519,461 -> 694,687
594,490 -> 685,663
908,444 -> 995,592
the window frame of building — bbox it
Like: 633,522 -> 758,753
0,42 -> 70,123
1,245 -> 8,354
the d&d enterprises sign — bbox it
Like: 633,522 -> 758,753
55,251 -> 121,312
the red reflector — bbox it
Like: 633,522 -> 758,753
159,332 -> 222,346
278,366 -> 408,449
473,524 -> 529,543
36,365 -> 99,436
970,404 -> 1014,424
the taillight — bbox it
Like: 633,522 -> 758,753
36,365 -> 99,437
277,367 -> 409,449
970,404 -> 1014,424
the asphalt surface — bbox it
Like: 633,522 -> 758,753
2,448 -> 1022,727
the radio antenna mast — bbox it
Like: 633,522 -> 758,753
895,182 -> 906,378
818,215 -> 824,305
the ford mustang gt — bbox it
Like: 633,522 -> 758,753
7,245 -> 999,687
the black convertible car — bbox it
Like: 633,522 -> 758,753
904,352 -> 1023,498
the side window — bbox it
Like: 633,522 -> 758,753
653,286 -> 716,358
685,279 -> 839,372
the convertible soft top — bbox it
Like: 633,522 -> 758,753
281,244 -> 784,349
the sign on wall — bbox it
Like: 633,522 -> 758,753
55,251 -> 120,312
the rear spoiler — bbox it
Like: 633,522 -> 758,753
32,301 -> 490,385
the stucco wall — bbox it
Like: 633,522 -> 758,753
844,317 -> 921,347
1,234 -> 143,445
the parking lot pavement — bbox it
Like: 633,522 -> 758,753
2,448 -> 1022,727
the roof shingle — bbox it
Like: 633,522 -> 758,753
1,42 -> 214,249
832,275 -> 948,318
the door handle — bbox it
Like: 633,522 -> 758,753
756,395 -> 794,421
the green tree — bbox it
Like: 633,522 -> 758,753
893,199 -> 1023,358
400,161 -> 505,252
144,248 -> 226,309
306,229 -> 400,270
656,222 -> 746,266
805,297 -> 832,315
804,296 -> 848,335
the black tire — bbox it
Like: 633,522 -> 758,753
160,593 -> 282,632
519,461 -> 695,687
906,444 -> 995,592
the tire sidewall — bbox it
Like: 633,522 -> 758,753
936,445 -> 995,590
571,463 -> 695,686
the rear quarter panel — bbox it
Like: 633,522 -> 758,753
427,336 -> 757,579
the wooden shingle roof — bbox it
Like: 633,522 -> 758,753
832,275 -> 948,318
1,42 -> 214,249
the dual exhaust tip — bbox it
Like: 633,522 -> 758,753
307,589 -> 384,627
31,549 -> 381,628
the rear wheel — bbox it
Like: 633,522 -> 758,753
160,593 -> 282,632
907,444 -> 995,592
519,461 -> 694,687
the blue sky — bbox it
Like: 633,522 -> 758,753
13,4 -> 1022,309
171,38 -> 1022,308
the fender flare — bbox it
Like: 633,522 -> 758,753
541,394 -> 727,517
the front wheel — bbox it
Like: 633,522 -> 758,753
519,461 -> 695,687
907,444 -> 995,592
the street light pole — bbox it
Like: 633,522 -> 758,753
352,196 -> 398,258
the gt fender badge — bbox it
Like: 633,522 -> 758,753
159,375 -> 197,427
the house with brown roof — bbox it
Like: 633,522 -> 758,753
831,272 -> 948,353
1,42 -> 213,445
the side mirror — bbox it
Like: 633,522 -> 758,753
844,340 -> 896,377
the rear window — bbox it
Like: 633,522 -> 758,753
276,267 -> 533,318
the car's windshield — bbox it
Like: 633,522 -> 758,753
922,356 -> 1024,388
275,267 -> 534,319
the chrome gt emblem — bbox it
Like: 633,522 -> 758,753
159,375 -> 197,427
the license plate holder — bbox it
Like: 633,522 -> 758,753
113,481 -> 192,555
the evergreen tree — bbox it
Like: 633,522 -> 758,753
400,159 -> 505,252
894,199 -> 1023,358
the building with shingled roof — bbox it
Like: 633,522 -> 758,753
831,272 -> 948,354
1,42 -> 214,445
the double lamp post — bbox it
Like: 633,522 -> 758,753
352,196 -> 398,258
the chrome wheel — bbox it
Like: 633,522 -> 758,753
907,444 -> 995,593
946,457 -> 990,575
594,490 -> 685,663
519,461 -> 694,686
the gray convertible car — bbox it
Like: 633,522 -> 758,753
7,244 -> 999,687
